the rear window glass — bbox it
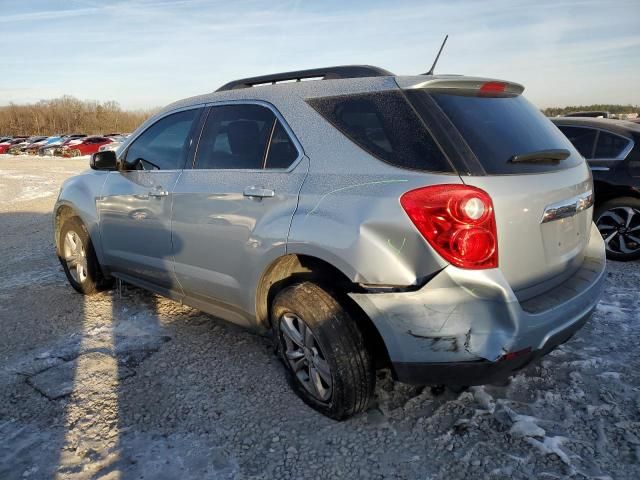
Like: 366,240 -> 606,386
307,91 -> 452,173
594,131 -> 630,159
424,93 -> 583,174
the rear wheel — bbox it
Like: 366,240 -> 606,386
58,216 -> 112,294
595,197 -> 640,261
271,282 -> 375,420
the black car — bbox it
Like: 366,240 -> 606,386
552,117 -> 640,261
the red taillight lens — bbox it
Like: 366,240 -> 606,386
400,185 -> 498,269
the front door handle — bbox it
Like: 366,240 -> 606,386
243,186 -> 275,198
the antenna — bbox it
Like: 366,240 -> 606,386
423,34 -> 448,76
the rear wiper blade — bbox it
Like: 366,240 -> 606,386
509,149 -> 570,164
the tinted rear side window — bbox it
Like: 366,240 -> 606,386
556,126 -> 597,158
307,91 -> 452,173
422,92 -> 583,174
594,131 -> 630,159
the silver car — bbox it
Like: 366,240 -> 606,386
54,65 -> 606,420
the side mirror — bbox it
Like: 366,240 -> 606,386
90,150 -> 118,171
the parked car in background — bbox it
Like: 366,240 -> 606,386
552,117 -> 640,261
7,136 -> 48,155
564,111 -> 611,119
30,135 -> 63,155
0,137 -> 27,154
42,134 -> 87,156
59,136 -> 112,157
24,136 -> 59,155
55,65 -> 606,419
98,141 -> 122,152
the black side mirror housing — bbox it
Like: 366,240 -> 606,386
90,150 -> 118,171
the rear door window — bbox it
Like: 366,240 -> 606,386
265,121 -> 299,169
307,91 -> 452,173
594,131 -> 630,159
194,104 -> 274,170
416,92 -> 583,174
556,126 -> 597,158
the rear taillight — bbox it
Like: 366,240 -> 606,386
400,184 -> 498,269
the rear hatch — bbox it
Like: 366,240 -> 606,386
402,78 -> 593,299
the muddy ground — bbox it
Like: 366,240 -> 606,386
0,155 -> 639,479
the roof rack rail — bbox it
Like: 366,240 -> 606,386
215,65 -> 394,92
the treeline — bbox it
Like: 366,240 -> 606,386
0,96 -> 158,136
543,104 -> 638,117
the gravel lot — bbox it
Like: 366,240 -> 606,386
1,155 -> 639,480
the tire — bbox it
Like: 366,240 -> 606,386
58,216 -> 112,294
271,282 -> 375,420
594,197 -> 640,261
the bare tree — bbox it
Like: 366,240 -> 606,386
0,96 -> 158,136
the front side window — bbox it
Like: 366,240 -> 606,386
594,131 -> 630,159
557,126 -> 597,158
125,109 -> 199,170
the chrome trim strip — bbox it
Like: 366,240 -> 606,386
590,166 -> 610,171
541,191 -> 594,224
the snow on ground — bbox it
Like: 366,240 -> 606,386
0,155 -> 639,479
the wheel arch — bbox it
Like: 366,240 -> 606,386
53,202 -> 103,265
53,203 -> 79,256
593,180 -> 640,205
256,253 -> 391,368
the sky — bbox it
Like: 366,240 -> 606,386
0,0 -> 638,110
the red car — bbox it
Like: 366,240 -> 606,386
60,136 -> 113,157
0,137 -> 28,154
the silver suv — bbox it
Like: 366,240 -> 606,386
54,65 -> 606,420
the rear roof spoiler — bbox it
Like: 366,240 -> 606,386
403,76 -> 525,95
216,65 -> 394,92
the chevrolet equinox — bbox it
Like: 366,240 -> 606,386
54,65 -> 606,419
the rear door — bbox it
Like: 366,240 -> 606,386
171,102 -> 307,323
406,86 -> 593,298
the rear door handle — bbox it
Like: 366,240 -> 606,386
243,186 -> 275,198
148,188 -> 168,198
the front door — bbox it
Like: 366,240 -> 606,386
171,103 -> 307,321
98,107 -> 202,289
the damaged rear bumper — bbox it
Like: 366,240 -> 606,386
348,223 -> 606,386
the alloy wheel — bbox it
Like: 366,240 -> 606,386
596,206 -> 640,255
63,230 -> 88,283
279,312 -> 333,402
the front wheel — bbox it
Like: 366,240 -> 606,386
271,282 -> 375,420
58,216 -> 112,294
595,197 -> 640,261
